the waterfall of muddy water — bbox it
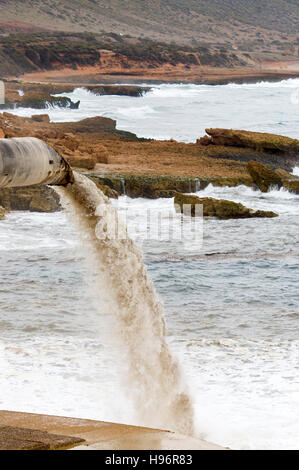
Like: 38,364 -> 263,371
55,172 -> 194,434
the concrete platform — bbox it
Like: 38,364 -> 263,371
0,410 -> 225,450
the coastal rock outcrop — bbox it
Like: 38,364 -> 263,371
0,177 -> 120,215
283,180 -> 299,194
85,174 -> 254,199
174,193 -> 278,219
247,161 -> 283,192
0,90 -> 80,110
274,169 -> 299,194
0,186 -> 61,213
0,112 -> 139,171
198,129 -> 299,171
5,81 -> 151,101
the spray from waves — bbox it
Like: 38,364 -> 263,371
55,172 -> 194,434
198,183 -> 299,199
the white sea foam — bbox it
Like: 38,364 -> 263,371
6,79 -> 299,142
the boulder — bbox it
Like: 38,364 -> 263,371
0,128 -> 5,138
174,193 -> 278,219
0,186 -> 61,213
247,161 -> 283,192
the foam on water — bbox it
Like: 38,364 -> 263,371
7,79 -> 299,141
1,182 -> 299,448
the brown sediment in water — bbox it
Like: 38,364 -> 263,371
55,172 -> 194,435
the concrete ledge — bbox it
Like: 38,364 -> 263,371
0,411 -> 225,450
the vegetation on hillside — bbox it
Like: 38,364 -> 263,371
0,32 -> 248,77
0,0 -> 298,48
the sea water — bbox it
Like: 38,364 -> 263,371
10,78 -> 299,141
1,80 -> 299,449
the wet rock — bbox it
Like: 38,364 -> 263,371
273,169 -> 299,194
1,91 -> 80,110
283,180 -> 299,194
0,186 -> 61,212
87,85 -> 151,97
85,174 -> 254,199
88,175 -> 194,198
275,168 -> 294,180
174,193 -> 278,219
94,183 -> 119,199
247,161 -> 283,192
86,174 -> 119,199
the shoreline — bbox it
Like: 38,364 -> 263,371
10,61 -> 299,87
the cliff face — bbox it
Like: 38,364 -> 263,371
0,32 -> 248,79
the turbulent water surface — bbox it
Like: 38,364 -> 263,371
1,80 -> 299,449
11,78 -> 299,141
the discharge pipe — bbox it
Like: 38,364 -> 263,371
0,137 -> 73,188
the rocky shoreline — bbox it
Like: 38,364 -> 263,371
1,81 -> 151,110
15,63 -> 299,88
0,108 -> 299,220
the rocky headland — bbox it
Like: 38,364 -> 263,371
1,81 -> 150,110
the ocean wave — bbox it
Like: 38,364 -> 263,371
198,183 -> 299,200
149,84 -> 208,98
116,104 -> 157,118
225,77 -> 299,89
